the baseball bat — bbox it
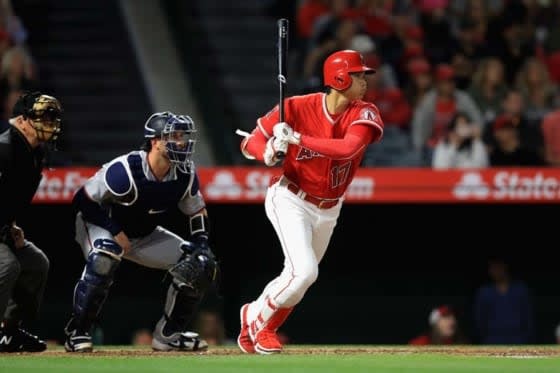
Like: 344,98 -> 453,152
275,18 -> 288,159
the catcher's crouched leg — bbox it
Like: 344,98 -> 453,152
152,242 -> 218,352
65,240 -> 122,352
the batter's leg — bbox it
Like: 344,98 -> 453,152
246,185 -> 319,353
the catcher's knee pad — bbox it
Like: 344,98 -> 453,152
72,239 -> 122,330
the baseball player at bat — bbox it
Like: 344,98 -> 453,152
63,112 -> 218,353
237,50 -> 384,354
0,91 -> 63,352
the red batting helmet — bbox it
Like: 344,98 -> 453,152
323,49 -> 376,91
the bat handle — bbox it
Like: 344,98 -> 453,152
275,114 -> 286,160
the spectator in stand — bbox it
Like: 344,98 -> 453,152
482,89 -> 545,162
555,323 -> 560,344
351,34 -> 398,89
488,114 -> 545,166
302,16 -> 360,92
376,9 -> 421,84
540,107 -> 560,166
488,11 -> 536,86
355,0 -> 394,40
0,0 -> 28,45
362,52 -> 411,131
404,57 -> 433,109
474,256 -> 535,345
432,111 -> 488,169
417,0 -> 456,65
411,63 -> 483,165
409,305 -> 468,345
448,18 -> 488,90
296,0 -> 331,42
451,16 -> 489,62
514,57 -> 558,127
0,30 -> 11,67
0,46 -> 39,115
467,57 -> 509,125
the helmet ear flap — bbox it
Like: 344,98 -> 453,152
334,71 -> 351,90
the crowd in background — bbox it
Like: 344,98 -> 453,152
289,0 -> 560,167
0,0 -> 37,129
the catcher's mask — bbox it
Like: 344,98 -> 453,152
13,91 -> 63,143
144,112 -> 197,173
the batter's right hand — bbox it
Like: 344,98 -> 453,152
273,122 -> 301,145
263,136 -> 288,166
114,231 -> 131,254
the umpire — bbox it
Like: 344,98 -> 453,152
0,91 -> 63,352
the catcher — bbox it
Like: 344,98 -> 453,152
63,111 -> 218,352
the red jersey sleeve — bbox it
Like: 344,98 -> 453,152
299,124 -> 374,160
240,105 -> 280,161
297,102 -> 384,159
257,105 -> 280,139
350,103 -> 384,143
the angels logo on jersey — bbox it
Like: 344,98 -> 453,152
360,108 -> 376,121
296,147 -> 322,160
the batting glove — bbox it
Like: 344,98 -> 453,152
263,136 -> 288,166
273,122 -> 301,145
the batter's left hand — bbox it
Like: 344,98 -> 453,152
273,122 -> 301,145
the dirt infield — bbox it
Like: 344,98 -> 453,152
17,345 -> 560,357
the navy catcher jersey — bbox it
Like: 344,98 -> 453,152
76,151 -> 205,238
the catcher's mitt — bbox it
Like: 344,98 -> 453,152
168,241 -> 218,296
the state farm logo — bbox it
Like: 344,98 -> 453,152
205,171 -> 242,198
204,170 -> 274,200
347,176 -> 374,199
454,171 -> 560,200
453,172 -> 489,199
35,171 -> 90,201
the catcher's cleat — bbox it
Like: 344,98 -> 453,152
0,325 -> 46,353
64,329 -> 93,353
152,331 -> 208,352
253,328 -> 283,355
237,303 -> 255,353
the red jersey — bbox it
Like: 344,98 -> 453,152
249,92 -> 383,199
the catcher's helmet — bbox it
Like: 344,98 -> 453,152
144,111 -> 197,172
12,91 -> 63,143
323,49 -> 376,91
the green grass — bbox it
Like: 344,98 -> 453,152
1,346 -> 559,373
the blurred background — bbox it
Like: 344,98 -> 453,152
4,0 -> 560,347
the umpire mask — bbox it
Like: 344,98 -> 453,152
13,92 -> 63,143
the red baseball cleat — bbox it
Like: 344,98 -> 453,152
254,328 -> 283,355
237,304 -> 255,353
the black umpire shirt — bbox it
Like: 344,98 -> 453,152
0,126 -> 44,230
